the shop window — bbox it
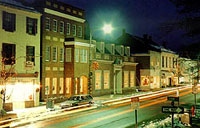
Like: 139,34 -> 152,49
66,78 -> 71,94
52,78 -> 57,94
95,70 -> 102,90
124,71 -> 129,87
2,11 -> 16,32
130,71 -> 135,87
104,71 -> 110,89
59,78 -> 64,94
45,78 -> 50,95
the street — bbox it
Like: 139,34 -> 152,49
15,87 -> 196,128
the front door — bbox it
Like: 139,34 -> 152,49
115,70 -> 122,94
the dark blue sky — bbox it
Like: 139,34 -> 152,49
59,0 -> 193,51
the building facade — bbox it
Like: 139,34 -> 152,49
92,42 -> 137,96
161,48 -> 179,87
0,0 -> 41,110
35,0 -> 85,101
133,50 -> 161,89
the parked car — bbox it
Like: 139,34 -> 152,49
60,95 -> 93,109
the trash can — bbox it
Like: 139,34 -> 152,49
46,99 -> 54,109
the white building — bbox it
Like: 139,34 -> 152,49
0,0 -> 41,110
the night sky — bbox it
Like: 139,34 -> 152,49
31,0 -> 195,51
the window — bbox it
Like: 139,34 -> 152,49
60,21 -> 64,34
166,57 -> 168,68
53,20 -> 57,32
2,11 -> 16,32
80,77 -> 83,93
53,4 -> 58,8
66,23 -> 70,35
26,17 -> 37,35
95,70 -> 102,90
75,48 -> 79,62
125,47 -> 130,56
52,47 -> 57,62
45,17 -> 50,30
46,1 -> 51,6
2,43 -> 15,65
101,42 -> 104,53
59,78 -> 64,94
104,71 -> 110,89
169,57 -> 171,68
121,46 -> 124,55
59,48 -> 64,62
26,46 -> 35,63
162,56 -> 164,68
46,46 -> 50,61
52,78 -> 57,94
45,78 -> 50,95
124,71 -> 129,87
77,26 -> 82,37
130,71 -> 135,87
75,78 -> 78,94
66,48 -> 72,62
80,49 -> 87,63
66,78 -> 71,94
111,44 -> 115,55
72,24 -> 76,36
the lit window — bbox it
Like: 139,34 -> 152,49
66,8 -> 71,12
65,78 -> 71,94
66,48 -> 71,62
72,24 -> 76,36
130,71 -> 135,87
59,21 -> 64,34
2,11 -> 16,32
59,48 -> 64,62
60,6 -> 65,10
52,47 -> 57,62
53,20 -> 57,32
104,71 -> 110,89
59,78 -> 64,94
77,26 -> 82,37
78,12 -> 83,16
46,46 -> 50,61
66,23 -> 70,35
73,10 -> 77,14
45,17 -> 50,31
45,78 -> 50,95
124,71 -> 129,87
26,17 -> 37,35
95,70 -> 102,90
52,78 -> 57,94
53,4 -> 58,8
26,46 -> 35,63
75,48 -> 79,62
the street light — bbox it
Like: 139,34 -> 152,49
88,24 -> 113,95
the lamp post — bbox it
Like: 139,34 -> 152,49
88,24 -> 113,95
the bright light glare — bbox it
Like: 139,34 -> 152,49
102,24 -> 113,34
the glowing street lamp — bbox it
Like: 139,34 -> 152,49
102,24 -> 113,34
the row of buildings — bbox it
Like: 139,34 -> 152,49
0,0 -> 195,110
